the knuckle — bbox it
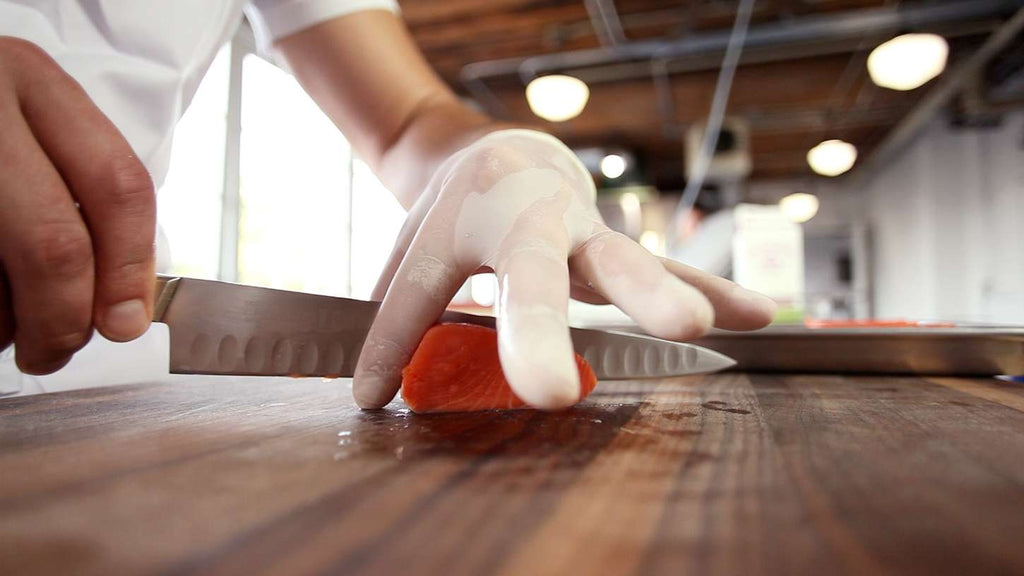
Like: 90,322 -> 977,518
17,353 -> 69,376
680,302 -> 714,337
26,223 -> 94,279
19,294 -> 93,351
648,293 -> 714,342
453,144 -> 534,191
39,328 -> 92,356
96,257 -> 152,302
16,329 -> 91,374
0,36 -> 51,64
0,37 -> 62,87
106,256 -> 152,278
476,144 -> 530,170
104,156 -> 155,215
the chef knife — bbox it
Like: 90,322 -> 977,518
152,275 -> 735,380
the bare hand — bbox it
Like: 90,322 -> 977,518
0,37 -> 155,374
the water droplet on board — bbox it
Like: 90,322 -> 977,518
394,446 -> 405,460
592,418 -> 603,424
337,430 -> 352,437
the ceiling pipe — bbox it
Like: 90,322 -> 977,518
460,0 -> 1019,116
584,0 -> 627,47
565,19 -> 992,85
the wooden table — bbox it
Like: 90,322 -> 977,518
3,373 -> 1024,575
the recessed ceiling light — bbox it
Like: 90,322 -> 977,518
867,33 -> 949,91
525,75 -> 590,122
779,193 -> 820,223
600,154 -> 627,179
807,139 -> 857,177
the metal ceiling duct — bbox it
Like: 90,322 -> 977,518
460,0 -> 1020,116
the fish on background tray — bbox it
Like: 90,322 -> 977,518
401,323 -> 597,413
151,275 -> 735,411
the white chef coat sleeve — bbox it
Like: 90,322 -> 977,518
245,0 -> 400,51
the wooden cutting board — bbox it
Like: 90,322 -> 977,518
2,373 -> 1024,575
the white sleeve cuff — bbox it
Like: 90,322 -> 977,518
246,0 -> 400,51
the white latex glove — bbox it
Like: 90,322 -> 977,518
354,129 -> 775,410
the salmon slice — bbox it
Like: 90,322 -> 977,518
400,323 -> 597,413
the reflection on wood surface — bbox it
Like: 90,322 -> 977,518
2,373 -> 1024,575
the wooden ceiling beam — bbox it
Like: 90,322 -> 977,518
395,0 -> 1013,182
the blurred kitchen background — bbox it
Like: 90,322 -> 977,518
158,0 -> 1024,326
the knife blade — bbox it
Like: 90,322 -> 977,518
153,275 -> 735,379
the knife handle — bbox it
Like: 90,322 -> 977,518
152,275 -> 181,323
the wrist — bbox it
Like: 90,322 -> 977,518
375,98 -> 495,208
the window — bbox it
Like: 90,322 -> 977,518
350,158 -> 406,299
157,45 -> 229,280
237,53 -> 352,296
157,24 -> 406,298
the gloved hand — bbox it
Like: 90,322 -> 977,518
353,129 -> 775,410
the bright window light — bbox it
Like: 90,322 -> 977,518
639,230 -> 664,255
807,139 -> 857,177
525,75 -> 589,122
470,274 -> 497,308
779,192 -> 820,223
160,38 -> 406,301
867,33 -> 948,91
350,159 -> 406,300
238,55 -> 351,296
600,154 -> 627,179
158,44 -> 230,279
618,191 -> 643,237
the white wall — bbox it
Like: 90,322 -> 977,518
746,179 -> 855,234
745,179 -> 872,318
854,111 -> 1024,323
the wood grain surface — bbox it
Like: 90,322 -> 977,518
3,373 -> 1024,575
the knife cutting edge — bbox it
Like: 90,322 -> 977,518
152,275 -> 735,380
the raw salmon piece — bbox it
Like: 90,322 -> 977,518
400,323 -> 597,413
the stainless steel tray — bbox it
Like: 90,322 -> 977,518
598,325 -> 1024,376
697,327 -> 1024,376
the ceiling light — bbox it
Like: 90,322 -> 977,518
639,230 -> 664,255
779,193 -> 819,224
807,139 -> 857,177
525,75 -> 590,122
618,191 -> 643,236
600,154 -> 626,179
867,33 -> 948,91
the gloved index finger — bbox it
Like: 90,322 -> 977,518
353,219 -> 468,409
